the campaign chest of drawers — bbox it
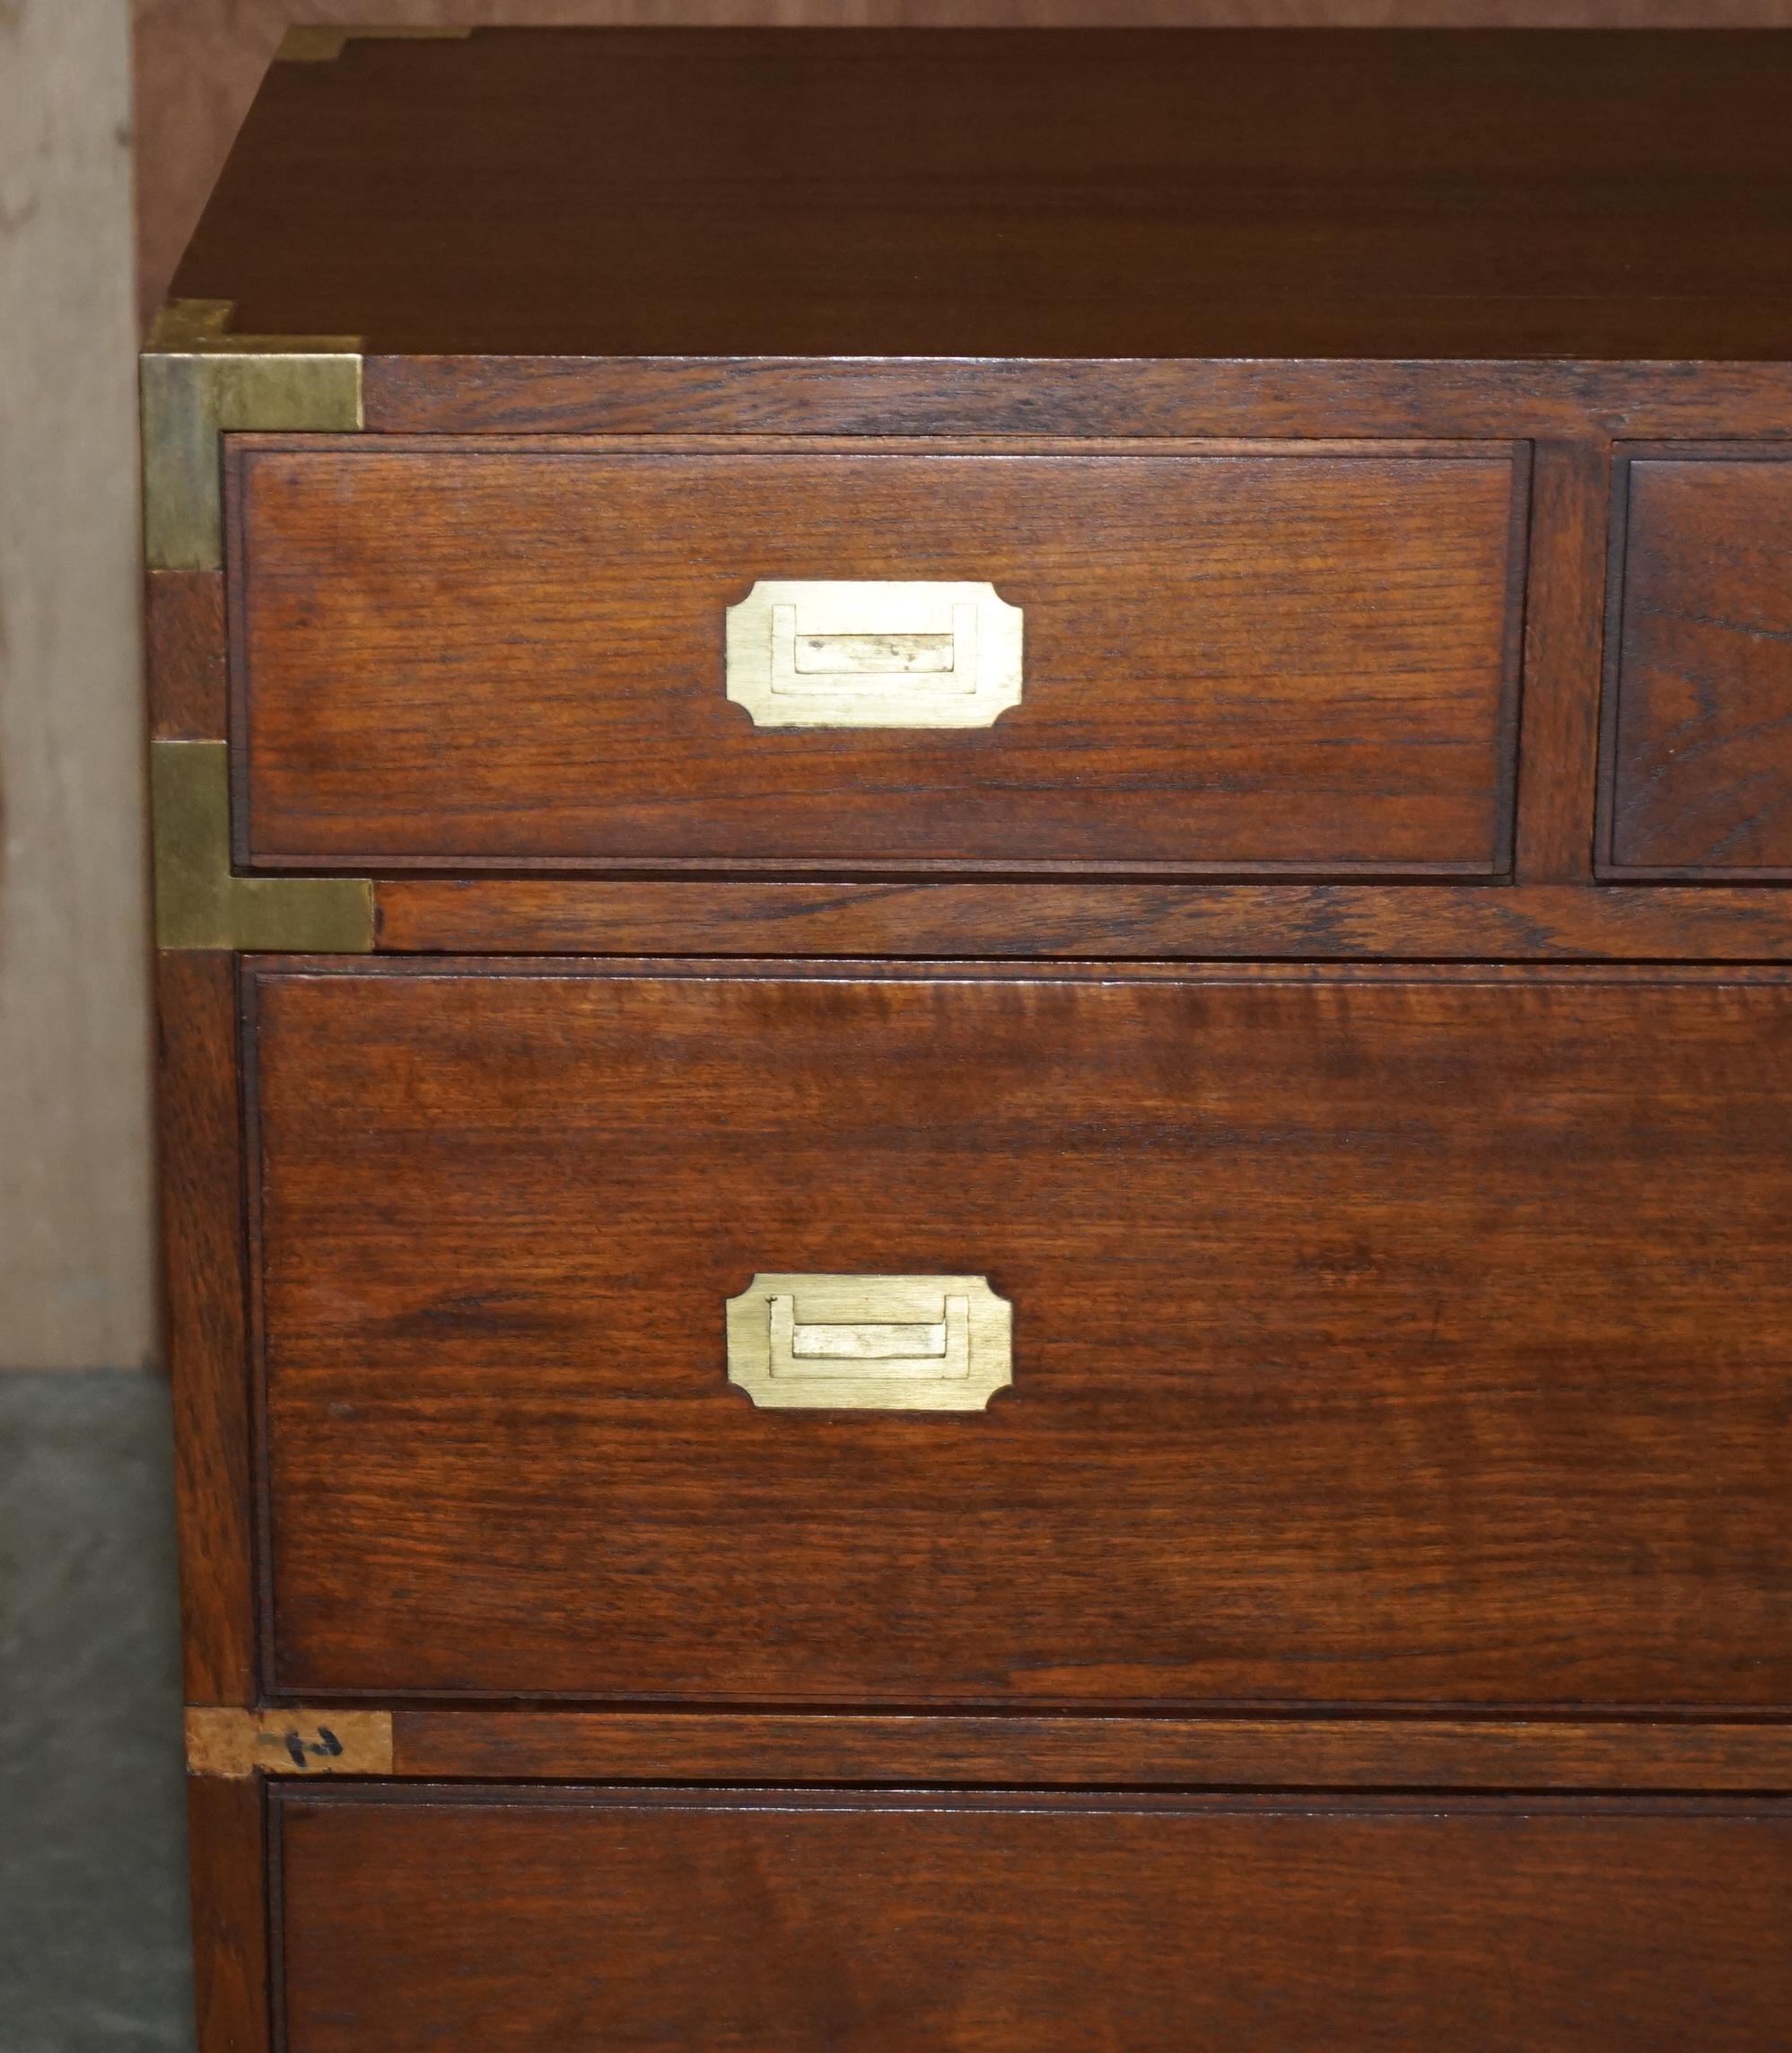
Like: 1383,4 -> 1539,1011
149,26 -> 1792,2050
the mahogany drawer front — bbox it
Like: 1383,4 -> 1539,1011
226,438 -> 1525,876
274,1787 -> 1792,2053
1604,449 -> 1792,879
249,960 -> 1792,1709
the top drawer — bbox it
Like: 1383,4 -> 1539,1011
226,439 -> 1525,876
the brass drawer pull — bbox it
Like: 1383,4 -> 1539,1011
726,580 -> 1023,729
727,1273 -> 1013,1411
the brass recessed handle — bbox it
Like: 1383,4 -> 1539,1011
726,1274 -> 1013,1411
726,581 -> 1023,729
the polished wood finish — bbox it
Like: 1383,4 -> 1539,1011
178,30 -> 1792,362
1604,449 -> 1792,878
146,568 -> 227,741
365,354 -> 1792,441
374,878 -> 1792,959
187,1774 -> 269,2053
1513,440 -> 1608,883
159,950 -> 256,1704
229,437 -> 1524,877
391,1709 -> 1792,1792
249,960 -> 1792,1709
275,1787 -> 1792,2052
157,28 -> 1792,2046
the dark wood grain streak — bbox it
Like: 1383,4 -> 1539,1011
249,960 -> 1792,1711
158,950 -> 256,1704
1513,440 -> 1607,883
146,569 -> 227,741
373,878 -> 1792,961
364,356 -> 1792,442
390,1709 -> 1792,1792
187,1775 -> 269,2053
178,31 -> 1792,363
1603,446 -> 1792,879
228,437 -> 1524,878
275,1786 -> 1792,2052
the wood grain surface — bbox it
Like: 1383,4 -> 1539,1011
186,1774 -> 269,2053
1513,440 -> 1608,882
135,6 -> 1792,334
389,1708 -> 1792,1789
372,878 -> 1792,958
230,438 -> 1524,875
274,1787 -> 1792,2051
147,570 -> 229,741
170,26 -> 1792,361
159,952 -> 258,1703
1604,450 -> 1792,878
363,354 -> 1792,441
249,960 -> 1792,1709
117,17 -> 1792,2043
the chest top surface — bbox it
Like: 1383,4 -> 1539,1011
171,26 -> 1792,363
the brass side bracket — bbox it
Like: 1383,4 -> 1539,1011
141,299 -> 362,572
279,26 -> 476,62
186,1708 -> 394,1779
153,740 -> 374,952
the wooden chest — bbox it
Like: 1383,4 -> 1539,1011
149,28 -> 1792,2049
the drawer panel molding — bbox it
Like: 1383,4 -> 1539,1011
227,437 -> 1527,878
1603,444 -> 1792,879
272,1787 -> 1792,2052
247,960 -> 1792,1710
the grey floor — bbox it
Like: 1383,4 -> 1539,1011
0,1372 -> 194,2051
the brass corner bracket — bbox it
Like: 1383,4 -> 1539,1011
279,26 -> 475,63
141,298 -> 363,572
153,739 -> 374,953
186,1708 -> 394,1779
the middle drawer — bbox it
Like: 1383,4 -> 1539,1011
226,437 -> 1526,876
248,958 -> 1792,1710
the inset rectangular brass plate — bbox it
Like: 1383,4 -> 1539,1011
726,581 -> 1022,729
727,1274 -> 1012,1411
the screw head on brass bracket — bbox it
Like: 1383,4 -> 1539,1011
140,299 -> 363,572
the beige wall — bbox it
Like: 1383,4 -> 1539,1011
1,0 -> 153,1370
4,0 -> 1791,1369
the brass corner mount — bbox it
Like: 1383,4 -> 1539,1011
141,298 -> 363,572
152,740 -> 374,954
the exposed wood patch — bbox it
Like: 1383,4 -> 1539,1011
186,1707 -> 395,1778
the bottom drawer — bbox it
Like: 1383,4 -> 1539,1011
275,1787 -> 1792,2051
